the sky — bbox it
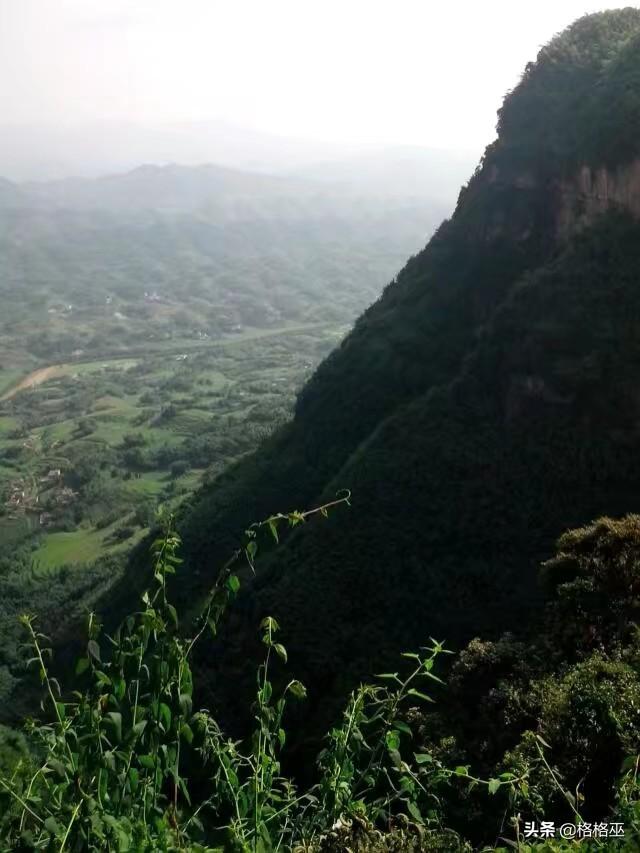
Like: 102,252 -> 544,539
0,0 -> 637,151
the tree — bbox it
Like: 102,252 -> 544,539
169,459 -> 189,479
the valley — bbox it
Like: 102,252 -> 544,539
0,161 -> 449,573
0,323 -> 344,568
0,158 -> 451,722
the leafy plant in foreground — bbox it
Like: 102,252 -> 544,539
0,496 -> 606,852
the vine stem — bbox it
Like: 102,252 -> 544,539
25,618 -> 77,772
535,740 -> 583,822
186,492 -> 352,662
0,777 -> 44,825
59,800 -> 81,852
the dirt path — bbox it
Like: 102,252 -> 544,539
0,365 -> 65,401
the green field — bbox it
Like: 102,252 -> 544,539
31,524 -> 147,571
0,325 -> 346,568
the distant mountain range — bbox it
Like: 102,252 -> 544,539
2,163 -> 333,215
0,120 -> 349,181
0,119 -> 478,207
0,158 -> 454,367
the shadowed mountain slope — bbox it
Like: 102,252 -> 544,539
107,8 -> 640,727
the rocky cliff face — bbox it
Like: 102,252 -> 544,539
557,160 -> 640,238
464,156 -> 640,245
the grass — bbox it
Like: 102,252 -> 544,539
0,416 -> 19,436
92,395 -> 136,413
33,419 -> 76,444
31,523 -> 149,571
31,529 -> 105,569
124,471 -> 168,497
170,409 -> 213,435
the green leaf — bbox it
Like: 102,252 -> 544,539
376,672 -> 401,683
389,749 -> 403,769
268,519 -> 279,542
227,574 -> 241,594
132,720 -> 147,738
95,670 -> 112,688
44,817 -> 60,837
180,723 -> 194,744
536,734 -> 552,750
407,801 -> 423,823
386,730 -> 401,751
273,643 -> 288,663
288,680 -> 307,700
488,778 -> 501,795
128,767 -> 139,792
260,615 -> 280,633
75,657 -> 90,676
48,758 -> 68,780
414,752 -> 433,764
407,688 -> 434,703
139,754 -> 155,770
87,639 -> 101,662
105,712 -> 122,744
159,702 -> 172,732
420,670 -> 445,685
179,693 -> 193,716
393,720 -> 413,737
454,765 -> 469,777
261,680 -> 273,704
112,675 -> 126,701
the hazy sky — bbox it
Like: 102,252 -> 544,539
0,0 -> 637,149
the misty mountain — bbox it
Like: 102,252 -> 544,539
0,120 -> 351,182
11,163 -> 332,215
0,160 -> 451,366
8,161 -> 460,219
0,119 -> 479,201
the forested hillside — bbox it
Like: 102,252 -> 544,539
121,6 -> 640,740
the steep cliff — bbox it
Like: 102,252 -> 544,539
557,160 -> 640,237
